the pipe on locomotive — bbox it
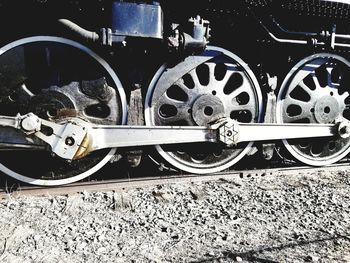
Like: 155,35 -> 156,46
58,19 -> 100,43
262,22 -> 350,49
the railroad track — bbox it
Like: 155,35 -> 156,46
1,163 -> 349,198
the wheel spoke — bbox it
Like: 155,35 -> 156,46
299,80 -> 313,96
283,98 -> 312,121
284,97 -> 312,114
189,69 -> 201,88
221,64 -> 240,84
230,89 -> 257,114
226,82 -> 248,100
311,73 -> 321,88
326,66 -> 335,87
341,91 -> 350,101
174,79 -> 195,100
206,62 -> 216,86
156,94 -> 191,123
158,94 -> 189,109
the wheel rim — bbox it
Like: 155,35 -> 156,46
145,46 -> 263,174
277,53 -> 350,166
0,36 -> 127,185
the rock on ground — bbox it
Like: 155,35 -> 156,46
0,169 -> 349,262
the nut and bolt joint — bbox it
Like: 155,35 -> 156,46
65,137 -> 75,146
20,114 -> 41,133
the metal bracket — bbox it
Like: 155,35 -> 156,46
0,113 -> 87,160
168,15 -> 211,54
125,87 -> 144,167
35,119 -> 87,160
262,74 -> 277,160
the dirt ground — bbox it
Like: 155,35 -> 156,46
0,169 -> 349,263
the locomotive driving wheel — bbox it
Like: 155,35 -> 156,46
0,36 -> 127,185
277,53 -> 350,165
145,46 -> 263,174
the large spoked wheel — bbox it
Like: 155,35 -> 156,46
0,36 -> 127,185
277,53 -> 350,166
145,46 -> 263,174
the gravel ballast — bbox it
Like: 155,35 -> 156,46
0,169 -> 350,263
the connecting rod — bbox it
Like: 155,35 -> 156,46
0,113 -> 348,160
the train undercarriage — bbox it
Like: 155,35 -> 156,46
0,0 -> 350,185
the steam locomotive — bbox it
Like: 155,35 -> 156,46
0,0 -> 349,185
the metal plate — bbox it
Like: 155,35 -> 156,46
111,2 -> 163,39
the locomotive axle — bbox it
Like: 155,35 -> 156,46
0,112 -> 346,161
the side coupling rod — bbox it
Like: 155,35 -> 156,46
0,113 -> 349,160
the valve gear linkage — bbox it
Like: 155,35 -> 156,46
0,113 -> 348,160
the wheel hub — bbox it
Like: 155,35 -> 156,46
314,96 -> 339,123
192,94 -> 224,126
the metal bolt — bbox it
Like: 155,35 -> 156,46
226,130 -> 233,137
338,122 -> 350,139
65,137 -> 75,146
341,126 -> 350,136
21,115 -> 40,132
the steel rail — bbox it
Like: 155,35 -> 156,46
0,163 -> 349,198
